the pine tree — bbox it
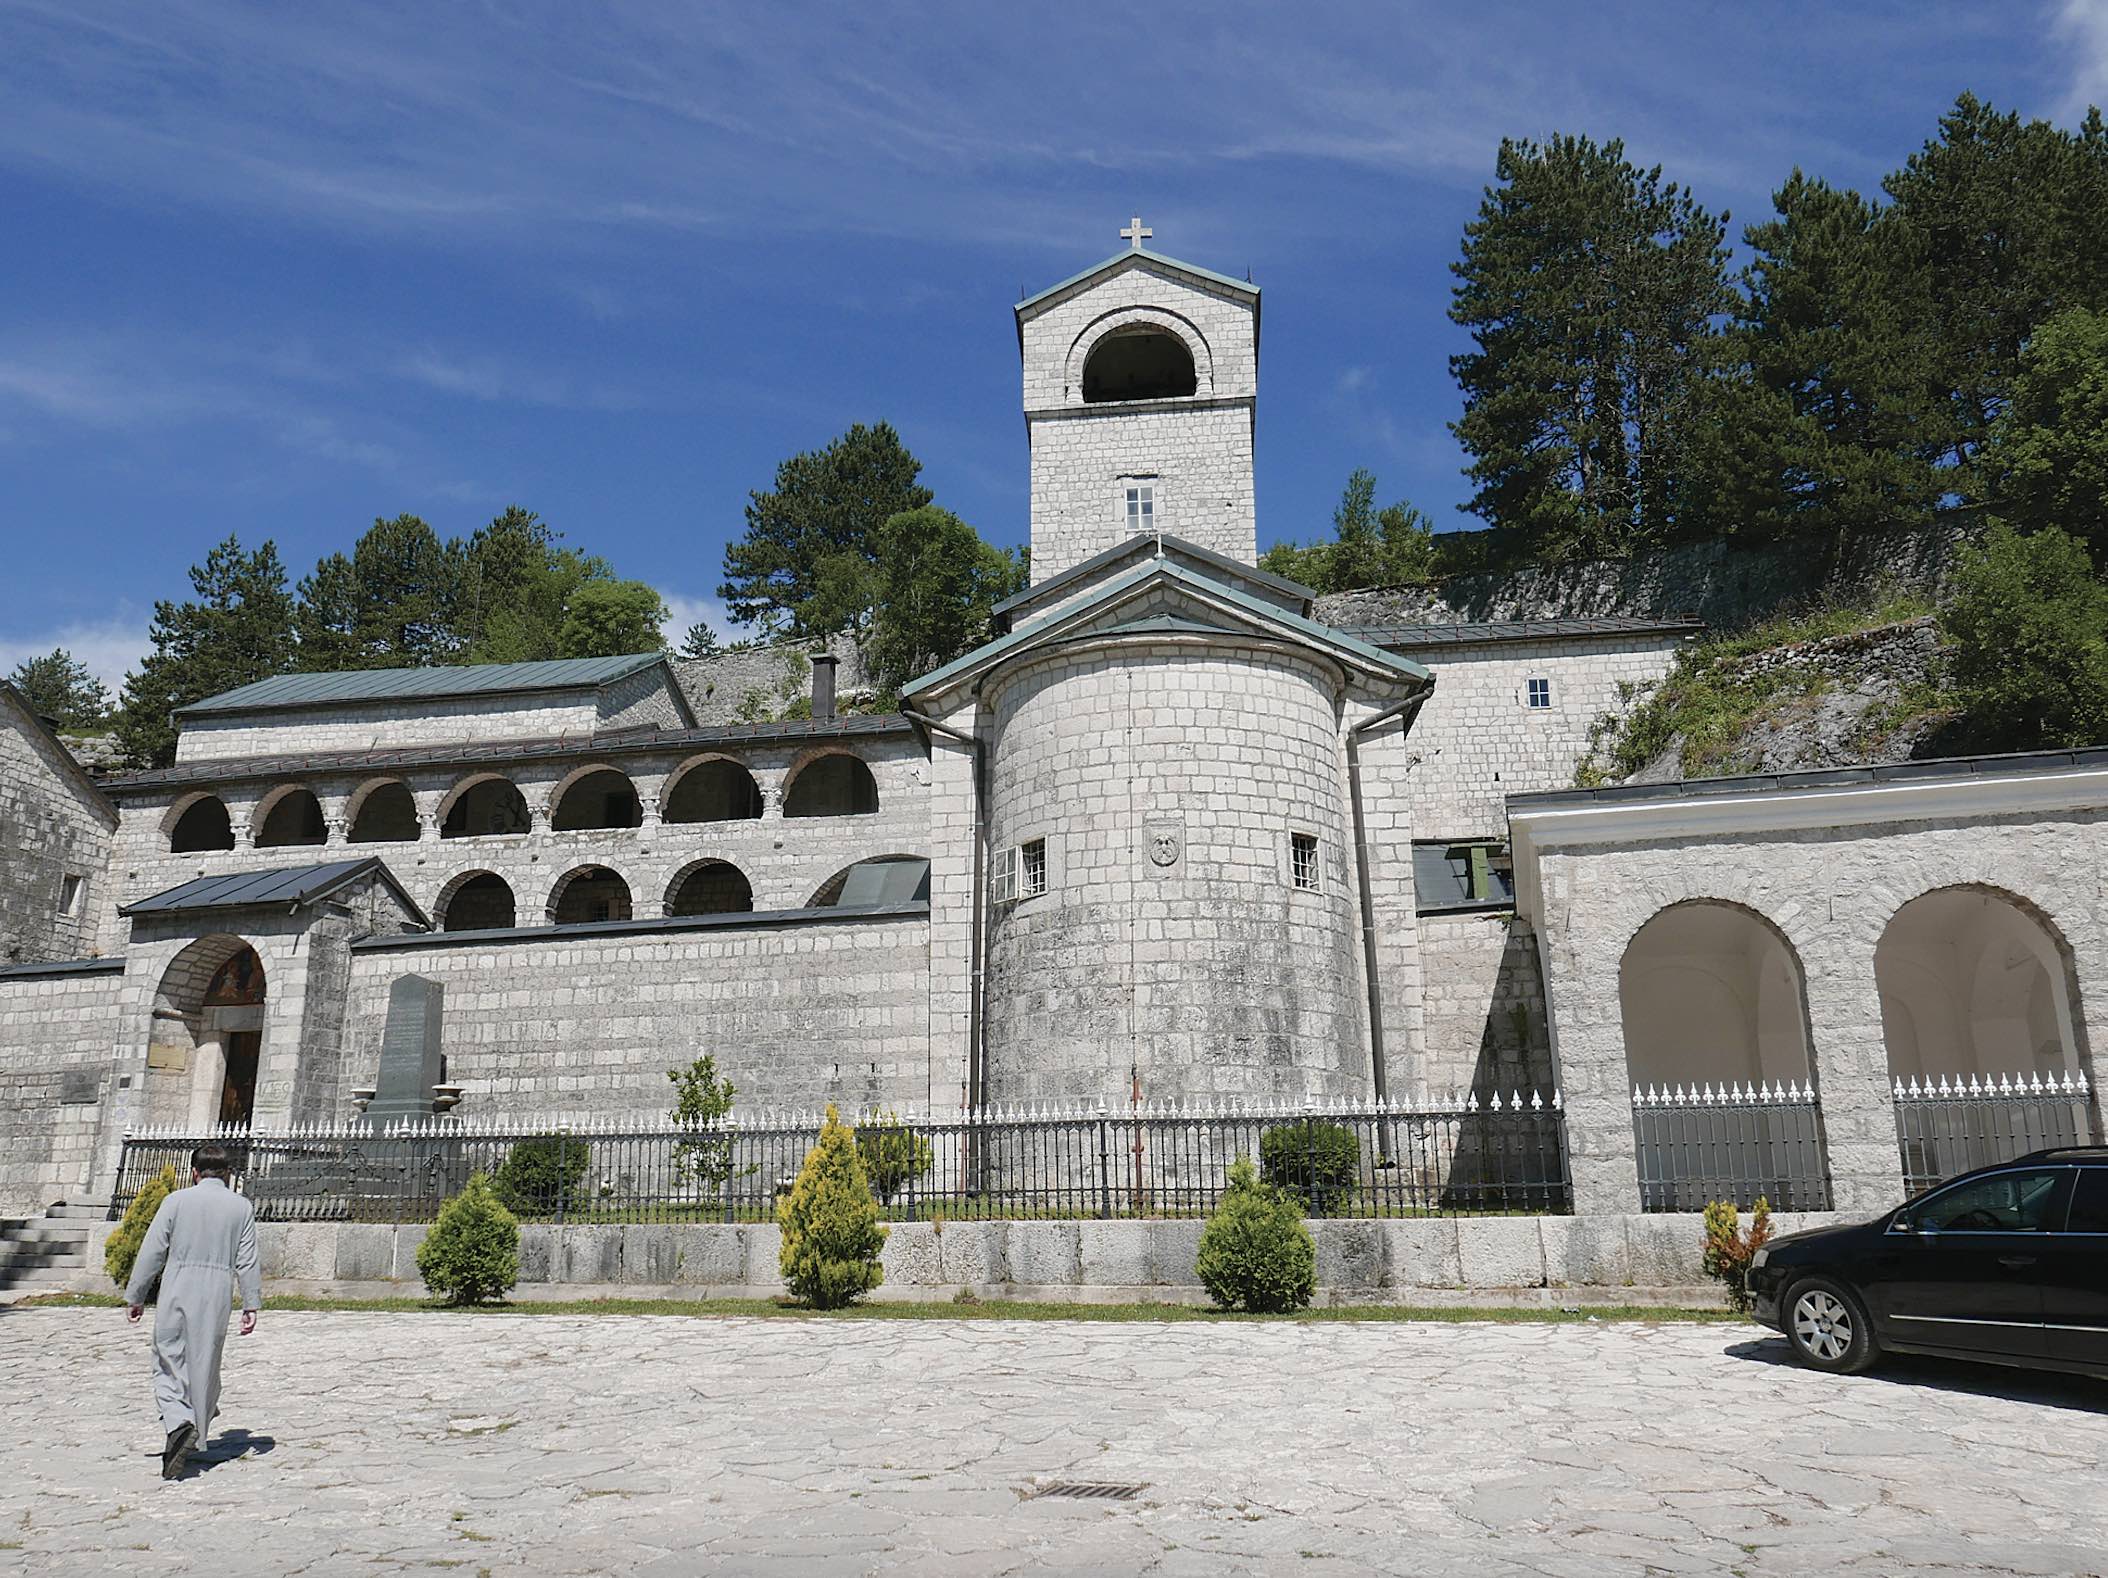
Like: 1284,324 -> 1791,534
777,1105 -> 887,1308
1449,133 -> 1734,561
1982,306 -> 2108,554
720,423 -> 934,636
6,649 -> 112,732
116,536 -> 297,768
1258,471 -> 1436,591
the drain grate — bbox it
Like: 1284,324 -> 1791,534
1031,1481 -> 1148,1502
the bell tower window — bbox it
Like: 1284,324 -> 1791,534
1082,327 -> 1198,403
1122,482 -> 1156,534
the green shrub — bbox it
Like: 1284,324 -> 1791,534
106,1164 -> 183,1291
1943,523 -> 2108,751
1701,1197 -> 1773,1315
493,1134 -> 589,1217
668,1053 -> 752,1197
1196,1157 -> 1316,1313
417,1173 -> 520,1306
1259,1120 -> 1360,1214
778,1105 -> 887,1308
855,1113 -> 934,1204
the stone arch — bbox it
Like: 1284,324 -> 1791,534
166,793 -> 235,854
150,934 -> 265,1127
665,859 -> 754,917
782,751 -> 879,818
253,784 -> 327,848
433,870 -> 516,932
347,778 -> 420,844
549,764 -> 642,832
1875,883 -> 2090,1083
1067,307 -> 1213,402
548,865 -> 632,925
662,756 -> 764,823
438,774 -> 532,839
1618,899 -> 1817,1091
807,854 -> 930,908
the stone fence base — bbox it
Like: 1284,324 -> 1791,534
67,1211 -> 1840,1307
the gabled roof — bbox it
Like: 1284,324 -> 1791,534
993,533 -> 1312,632
1016,247 -> 1259,320
176,653 -> 671,718
0,682 -> 118,827
905,555 -> 1432,704
120,857 -> 429,928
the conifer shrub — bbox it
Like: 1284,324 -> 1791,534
1701,1197 -> 1773,1314
1258,1119 -> 1360,1215
417,1172 -> 520,1306
778,1105 -> 888,1308
493,1134 -> 590,1217
106,1164 -> 183,1292
854,1112 -> 935,1204
1197,1157 -> 1317,1313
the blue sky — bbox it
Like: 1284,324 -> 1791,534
3,2 -> 2104,690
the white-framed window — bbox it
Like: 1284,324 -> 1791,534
1290,832 -> 1320,892
1525,676 -> 1552,710
57,873 -> 83,917
992,838 -> 1049,904
1122,481 -> 1156,534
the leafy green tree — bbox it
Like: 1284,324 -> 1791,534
1943,523 -> 2108,751
1691,173 -> 1949,550
557,578 -> 668,658
116,536 -> 297,768
1259,471 -> 1436,591
667,1052 -> 751,1197
1449,133 -> 1735,560
453,507 -> 604,664
7,648 -> 112,731
777,1104 -> 887,1308
1981,307 -> 2108,552
492,1135 -> 590,1217
863,506 -> 1024,696
1884,95 -> 2108,474
720,423 -> 934,636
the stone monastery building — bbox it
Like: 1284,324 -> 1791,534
2,229 -> 2102,1226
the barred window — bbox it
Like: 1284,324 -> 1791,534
1020,838 -> 1048,899
1291,832 -> 1320,892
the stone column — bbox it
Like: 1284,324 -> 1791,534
1534,859 -> 1643,1215
1799,918 -> 1905,1216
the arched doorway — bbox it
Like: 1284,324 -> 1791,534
435,871 -> 516,932
149,935 -> 266,1130
1618,901 -> 1829,1210
783,754 -> 878,817
663,758 -> 763,823
549,866 -> 632,925
167,795 -> 235,853
1877,886 -> 2098,1186
551,767 -> 641,831
665,860 -> 753,917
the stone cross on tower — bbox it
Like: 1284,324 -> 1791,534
1120,215 -> 1152,250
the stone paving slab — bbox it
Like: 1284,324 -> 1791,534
0,1308 -> 2102,1577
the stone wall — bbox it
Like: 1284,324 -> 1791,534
1404,634 -> 1688,839
343,907 -> 934,1120
671,633 -> 871,724
1318,521 -> 1977,636
174,688 -> 620,763
0,961 -> 123,1214
982,636 -> 1368,1105
1409,911 -> 1554,1099
0,694 -> 116,966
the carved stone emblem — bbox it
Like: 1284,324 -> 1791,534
1143,815 -> 1184,876
1148,831 -> 1180,868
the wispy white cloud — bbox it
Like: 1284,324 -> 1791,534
0,608 -> 152,694
2056,0 -> 2108,119
659,592 -> 738,652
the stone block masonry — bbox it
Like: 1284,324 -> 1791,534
0,692 -> 116,967
0,961 -> 123,1214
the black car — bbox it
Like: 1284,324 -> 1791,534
1749,1147 -> 2108,1379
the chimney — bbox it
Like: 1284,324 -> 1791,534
811,651 -> 838,721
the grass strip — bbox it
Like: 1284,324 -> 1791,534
19,1291 -> 1737,1324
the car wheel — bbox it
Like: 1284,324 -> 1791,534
1784,1276 -> 1878,1374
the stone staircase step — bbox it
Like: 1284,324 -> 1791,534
0,1223 -> 91,1247
44,1203 -> 112,1222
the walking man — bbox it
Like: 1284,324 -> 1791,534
124,1143 -> 261,1479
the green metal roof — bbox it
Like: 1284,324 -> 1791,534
1015,247 -> 1259,317
176,653 -> 667,718
118,857 -> 429,927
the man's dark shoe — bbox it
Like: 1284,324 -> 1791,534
161,1422 -> 197,1480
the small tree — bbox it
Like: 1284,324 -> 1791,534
1943,523 -> 2108,751
778,1105 -> 887,1308
106,1165 -> 182,1291
1259,1120 -> 1360,1215
492,1135 -> 590,1218
668,1052 -> 753,1201
1196,1157 -> 1317,1314
854,1113 -> 934,1205
1701,1197 -> 1774,1315
417,1173 -> 520,1306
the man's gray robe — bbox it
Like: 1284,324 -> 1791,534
124,1178 -> 261,1436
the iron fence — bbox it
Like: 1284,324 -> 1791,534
1893,1071 -> 2097,1194
1631,1081 -> 1831,1212
114,1091 -> 1571,1224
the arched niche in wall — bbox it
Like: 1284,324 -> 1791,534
348,780 -> 420,844
439,775 -> 532,839
550,766 -> 642,832
665,859 -> 754,917
549,865 -> 632,925
782,753 -> 878,818
807,854 -> 930,908
435,870 -> 516,932
254,786 -> 327,849
663,757 -> 763,823
167,794 -> 236,854
1618,900 -> 1816,1091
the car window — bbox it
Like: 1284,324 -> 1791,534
1913,1169 -> 2066,1233
2068,1169 -> 2108,1233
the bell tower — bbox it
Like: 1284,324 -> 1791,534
1015,219 -> 1259,582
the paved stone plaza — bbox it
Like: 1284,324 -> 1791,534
1,1310 -> 2103,1577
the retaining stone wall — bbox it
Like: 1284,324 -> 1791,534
1,699 -> 114,966
1409,911 -> 1553,1098
0,964 -> 123,1214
